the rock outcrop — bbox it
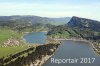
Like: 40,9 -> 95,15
68,16 -> 100,31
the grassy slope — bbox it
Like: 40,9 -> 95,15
0,46 -> 27,58
47,26 -> 79,39
0,28 -> 22,44
0,28 -> 28,58
47,25 -> 100,39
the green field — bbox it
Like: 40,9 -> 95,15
0,46 -> 27,58
0,28 -> 22,44
0,28 -> 28,58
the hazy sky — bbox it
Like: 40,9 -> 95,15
0,0 -> 100,20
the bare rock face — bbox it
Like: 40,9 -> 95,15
4,38 -> 19,47
68,16 -> 100,31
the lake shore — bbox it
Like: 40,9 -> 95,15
30,53 -> 53,66
21,31 -> 99,66
21,31 -> 48,45
20,32 -> 61,66
29,44 -> 60,66
3,43 -> 60,66
52,38 -> 100,56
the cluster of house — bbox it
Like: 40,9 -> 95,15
4,38 -> 19,47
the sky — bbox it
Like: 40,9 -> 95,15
0,0 -> 100,20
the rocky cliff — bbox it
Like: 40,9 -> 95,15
68,16 -> 100,32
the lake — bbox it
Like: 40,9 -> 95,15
43,41 -> 100,66
23,32 -> 47,44
24,32 -> 100,66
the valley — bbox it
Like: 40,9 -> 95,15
0,15 -> 100,66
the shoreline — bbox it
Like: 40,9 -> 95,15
21,31 -> 48,47
3,44 -> 60,66
52,38 -> 91,44
21,32 -> 99,66
21,32 -> 61,66
52,38 -> 100,56
29,44 -> 60,66
30,52 -> 54,66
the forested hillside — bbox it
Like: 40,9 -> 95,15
0,15 -> 70,25
47,16 -> 100,40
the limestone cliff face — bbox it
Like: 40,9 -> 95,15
68,16 -> 100,31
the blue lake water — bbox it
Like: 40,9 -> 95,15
23,32 -> 47,44
43,41 -> 100,66
23,32 -> 100,66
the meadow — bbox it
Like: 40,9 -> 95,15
0,28 -> 28,58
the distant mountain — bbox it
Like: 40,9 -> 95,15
48,17 -> 71,25
48,16 -> 100,40
68,16 -> 100,32
0,15 -> 71,25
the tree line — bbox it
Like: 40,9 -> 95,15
0,44 -> 60,66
